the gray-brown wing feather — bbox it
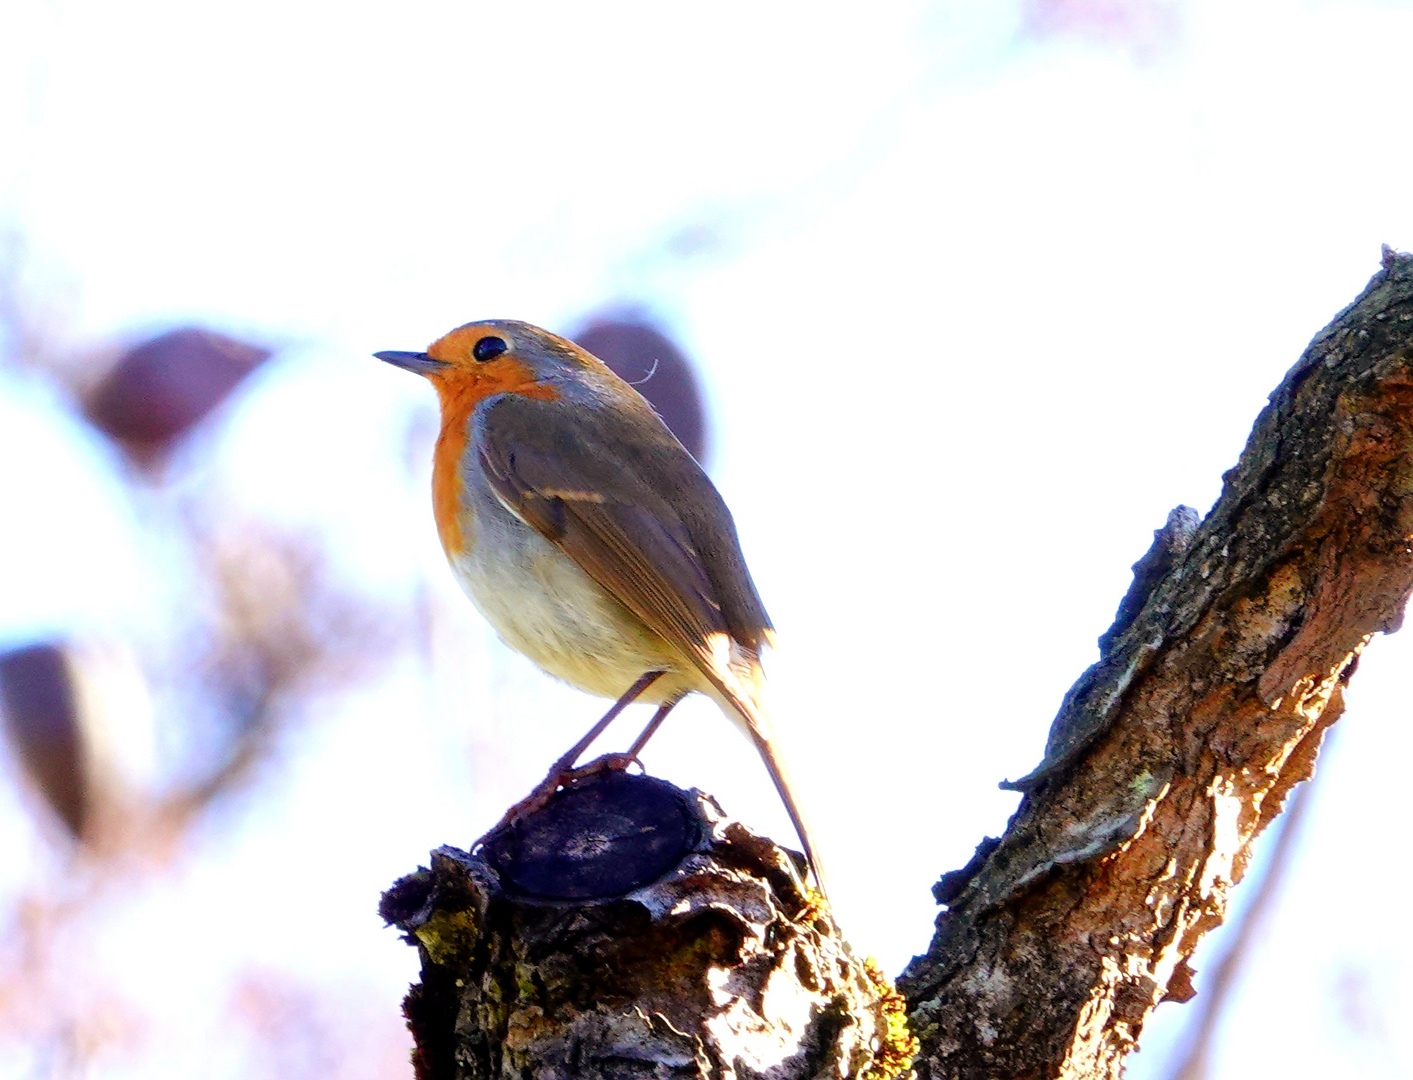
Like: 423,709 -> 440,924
476,393 -> 771,676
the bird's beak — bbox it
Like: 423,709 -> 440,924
374,350 -> 449,376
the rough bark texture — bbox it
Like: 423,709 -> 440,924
382,779 -> 915,1080
898,249 -> 1413,1078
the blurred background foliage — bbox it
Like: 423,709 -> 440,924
3,1 -> 1413,1078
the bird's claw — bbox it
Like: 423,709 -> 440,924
570,751 -> 644,777
478,752 -> 645,846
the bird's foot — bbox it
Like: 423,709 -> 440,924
567,751 -> 643,778
480,752 -> 644,843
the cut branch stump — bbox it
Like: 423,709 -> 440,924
381,772 -> 914,1080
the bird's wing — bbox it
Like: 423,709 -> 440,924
475,394 -> 741,677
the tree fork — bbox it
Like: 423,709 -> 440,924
381,251 -> 1413,1079
899,248 -> 1413,1078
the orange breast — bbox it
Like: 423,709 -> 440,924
429,359 -> 558,556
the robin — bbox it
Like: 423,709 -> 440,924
376,320 -> 824,890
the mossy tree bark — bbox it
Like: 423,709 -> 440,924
382,779 -> 914,1080
384,252 -> 1413,1079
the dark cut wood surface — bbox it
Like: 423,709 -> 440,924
478,770 -> 704,901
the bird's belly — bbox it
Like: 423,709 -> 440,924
449,508 -> 686,701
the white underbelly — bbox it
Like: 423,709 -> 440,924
449,506 -> 686,700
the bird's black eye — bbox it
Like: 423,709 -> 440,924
473,335 -> 508,363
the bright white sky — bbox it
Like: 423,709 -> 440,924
2,1 -> 1413,1077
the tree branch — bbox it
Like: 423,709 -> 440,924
899,248 -> 1413,1078
1166,731 -> 1322,1080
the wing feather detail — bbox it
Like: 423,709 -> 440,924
476,398 -> 740,677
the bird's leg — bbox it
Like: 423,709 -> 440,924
568,694 -> 684,778
547,669 -> 665,776
626,695 -> 684,758
482,670 -> 666,839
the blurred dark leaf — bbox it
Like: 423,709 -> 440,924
0,643 -> 85,838
84,328 -> 271,459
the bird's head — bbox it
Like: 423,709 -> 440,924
376,320 -> 606,407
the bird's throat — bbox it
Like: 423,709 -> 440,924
429,364 -> 557,557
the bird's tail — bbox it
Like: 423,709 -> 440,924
709,677 -> 829,899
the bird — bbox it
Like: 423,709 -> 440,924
376,319 -> 823,890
